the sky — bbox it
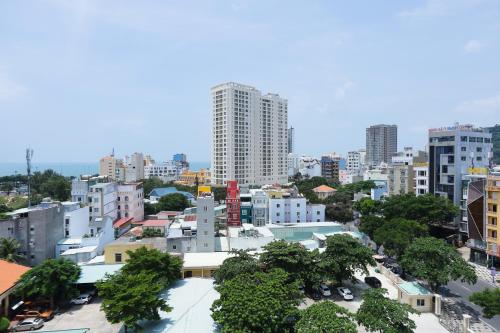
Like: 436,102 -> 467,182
1,0 -> 500,163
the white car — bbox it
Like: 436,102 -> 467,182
337,287 -> 354,301
12,318 -> 44,331
319,283 -> 331,297
70,293 -> 92,305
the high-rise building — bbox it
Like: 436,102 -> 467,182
288,127 -> 295,154
125,152 -> 144,182
320,154 -> 341,181
99,155 -> 118,180
347,151 -> 361,174
211,82 -> 288,186
366,124 -> 398,167
428,124 -> 492,225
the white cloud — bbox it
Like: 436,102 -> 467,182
397,0 -> 487,19
464,39 -> 483,53
0,71 -> 27,101
456,92 -> 500,115
334,81 -> 354,100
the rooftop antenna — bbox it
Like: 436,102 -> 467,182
26,148 -> 34,208
111,148 -> 115,157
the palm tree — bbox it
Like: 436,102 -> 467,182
0,237 -> 24,263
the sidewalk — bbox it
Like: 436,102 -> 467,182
457,247 -> 499,287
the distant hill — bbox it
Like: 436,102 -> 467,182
487,124 -> 500,164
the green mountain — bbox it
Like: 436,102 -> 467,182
487,124 -> 500,164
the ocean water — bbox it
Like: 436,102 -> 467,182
0,161 -> 211,177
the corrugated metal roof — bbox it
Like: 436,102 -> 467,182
76,264 -> 124,284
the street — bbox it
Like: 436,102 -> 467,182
443,279 -> 500,331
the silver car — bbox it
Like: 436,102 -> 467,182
12,318 -> 44,331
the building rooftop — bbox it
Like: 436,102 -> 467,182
57,238 -> 83,246
142,219 -> 169,227
398,281 -> 433,296
313,185 -> 336,193
113,217 -> 134,229
0,260 -> 30,295
149,187 -> 195,200
140,278 -> 219,333
183,252 -> 232,269
61,246 -> 97,255
76,264 -> 124,284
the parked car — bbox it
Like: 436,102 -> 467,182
70,294 -> 92,305
364,276 -> 382,288
307,288 -> 322,300
337,287 -> 354,301
15,309 -> 54,321
319,283 -> 331,297
12,318 -> 44,331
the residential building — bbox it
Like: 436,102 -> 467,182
99,155 -> 118,180
321,154 -> 341,181
347,151 -> 361,174
117,182 -> 144,222
288,126 -> 295,154
144,154 -> 155,166
0,260 -> 30,316
486,173 -> 500,262
62,201 -> 89,238
226,181 -> 241,227
250,189 -> 268,227
104,237 -> 166,264
176,169 -> 211,186
125,152 -> 144,182
0,200 -> 64,265
88,183 -> 118,221
240,193 -> 253,224
144,161 -> 181,182
196,192 -> 216,252
71,175 -> 109,203
366,124 -> 398,167
428,124 -> 493,219
298,156 -> 322,178
307,204 -> 326,222
173,153 -> 189,169
313,185 -> 337,200
464,171 -> 488,264
142,220 -> 169,234
391,147 -> 427,165
211,82 -> 288,186
388,164 -> 414,195
268,190 -> 307,224
413,162 -> 429,196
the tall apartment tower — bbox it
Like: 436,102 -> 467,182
428,124 -> 492,210
196,192 -> 215,252
366,124 -> 398,167
211,82 -> 288,186
288,127 -> 295,154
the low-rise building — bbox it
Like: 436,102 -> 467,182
117,182 -> 144,222
312,185 -> 336,200
104,237 -> 166,264
181,252 -> 232,278
388,164 -> 414,196
142,219 -> 169,234
176,169 -> 211,186
413,162 -> 429,196
0,260 -> 30,316
397,281 -> 438,313
88,182 -> 118,221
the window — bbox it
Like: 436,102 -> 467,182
477,147 -> 482,152
477,156 -> 482,161
317,211 -> 320,215
172,244 -> 177,250
125,196 -> 129,201
115,253 -> 122,263
65,218 -> 70,225
276,212 -> 280,217
461,156 -> 466,161
417,299 -> 425,306
461,147 -> 466,152
296,203 -> 300,207
204,243 -> 208,248
461,136 -> 468,142
442,165 -> 448,173
277,204 -> 280,208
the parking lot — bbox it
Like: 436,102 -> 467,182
40,298 -> 121,333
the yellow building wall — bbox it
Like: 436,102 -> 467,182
104,243 -> 153,264
182,267 -> 217,278
486,176 -> 500,256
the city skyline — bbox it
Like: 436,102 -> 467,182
1,0 -> 500,163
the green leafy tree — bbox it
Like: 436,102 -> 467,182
97,271 -> 170,333
121,247 -> 182,288
356,288 -> 418,333
260,240 -> 322,289
144,201 -> 159,215
16,258 -> 81,307
213,250 -> 260,285
373,219 -> 428,258
325,202 -> 353,223
211,269 -> 301,333
0,316 -> 9,333
0,237 -> 25,263
353,197 -> 381,216
358,215 -> 385,240
469,288 -> 500,319
142,177 -> 167,198
296,301 -> 357,333
141,228 -> 164,238
0,182 -> 14,195
157,193 -> 190,211
321,234 -> 375,284
212,186 -> 227,202
400,237 -> 477,292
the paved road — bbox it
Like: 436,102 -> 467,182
442,279 -> 500,331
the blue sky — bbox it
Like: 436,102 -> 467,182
1,0 -> 499,163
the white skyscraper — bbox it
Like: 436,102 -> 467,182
211,82 -> 288,186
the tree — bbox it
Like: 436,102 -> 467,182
213,250 -> 260,285
97,271 -> 170,332
325,202 -> 353,223
0,182 -> 14,195
212,186 -> 227,202
16,258 -> 81,307
0,237 -> 24,263
469,288 -> 500,319
211,269 -> 301,333
321,234 -> 375,285
296,301 -> 357,333
141,228 -> 164,238
121,247 -> 182,288
144,201 -> 159,215
156,193 -> 190,211
142,177 -> 167,198
400,237 -> 477,292
0,316 -> 9,333
260,241 -> 322,289
358,215 -> 385,240
356,288 -> 418,333
382,194 -> 458,226
373,219 -> 428,258
353,197 -> 381,216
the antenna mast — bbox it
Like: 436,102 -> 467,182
26,148 -> 34,208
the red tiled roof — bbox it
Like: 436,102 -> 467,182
142,220 -> 169,227
184,214 -> 197,221
313,185 -> 336,193
0,260 -> 30,295
113,217 -> 134,229
158,211 -> 182,216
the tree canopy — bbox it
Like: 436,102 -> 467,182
97,271 -> 170,333
321,234 -> 375,284
325,202 -> 353,223
353,197 -> 382,216
213,250 -> 260,285
156,193 -> 190,211
211,269 -> 302,333
356,288 -> 418,333
469,288 -> 500,319
400,237 -> 477,291
373,218 -> 428,258
296,301 -> 357,333
358,215 -> 385,241
0,237 -> 24,263
16,258 -> 81,307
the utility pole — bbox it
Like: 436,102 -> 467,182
26,148 -> 33,208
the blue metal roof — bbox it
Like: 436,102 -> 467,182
76,264 -> 124,284
149,187 -> 195,200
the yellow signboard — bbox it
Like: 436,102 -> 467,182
467,167 -> 488,175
